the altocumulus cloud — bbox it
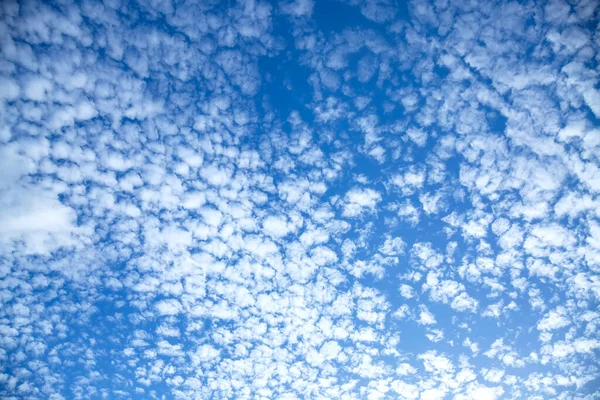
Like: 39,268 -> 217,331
1,0 -> 600,399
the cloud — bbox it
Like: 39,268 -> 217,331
280,0 -> 314,16
537,307 -> 571,331
262,215 -> 298,238
0,188 -> 79,255
418,305 -> 437,325
1,0 -> 599,398
341,187 -> 382,217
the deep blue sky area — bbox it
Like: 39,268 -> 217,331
1,0 -> 600,399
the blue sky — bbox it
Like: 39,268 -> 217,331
1,0 -> 600,399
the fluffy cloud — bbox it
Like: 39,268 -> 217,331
341,187 -> 382,217
1,0 -> 599,398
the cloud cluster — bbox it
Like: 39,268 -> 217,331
1,0 -> 599,398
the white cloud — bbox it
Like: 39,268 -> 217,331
537,307 -> 571,331
418,350 -> 453,374
379,235 -> 405,256
450,292 -> 478,313
417,305 -> 437,325
199,164 -> 231,186
464,385 -> 504,400
0,185 -> 79,255
262,215 -> 297,238
407,127 -> 428,147
342,187 -> 381,217
23,75 -> 53,101
280,0 -> 314,16
399,284 -> 415,299
1,0 -> 599,398
155,299 -> 183,316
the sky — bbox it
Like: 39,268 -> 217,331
0,0 -> 599,399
